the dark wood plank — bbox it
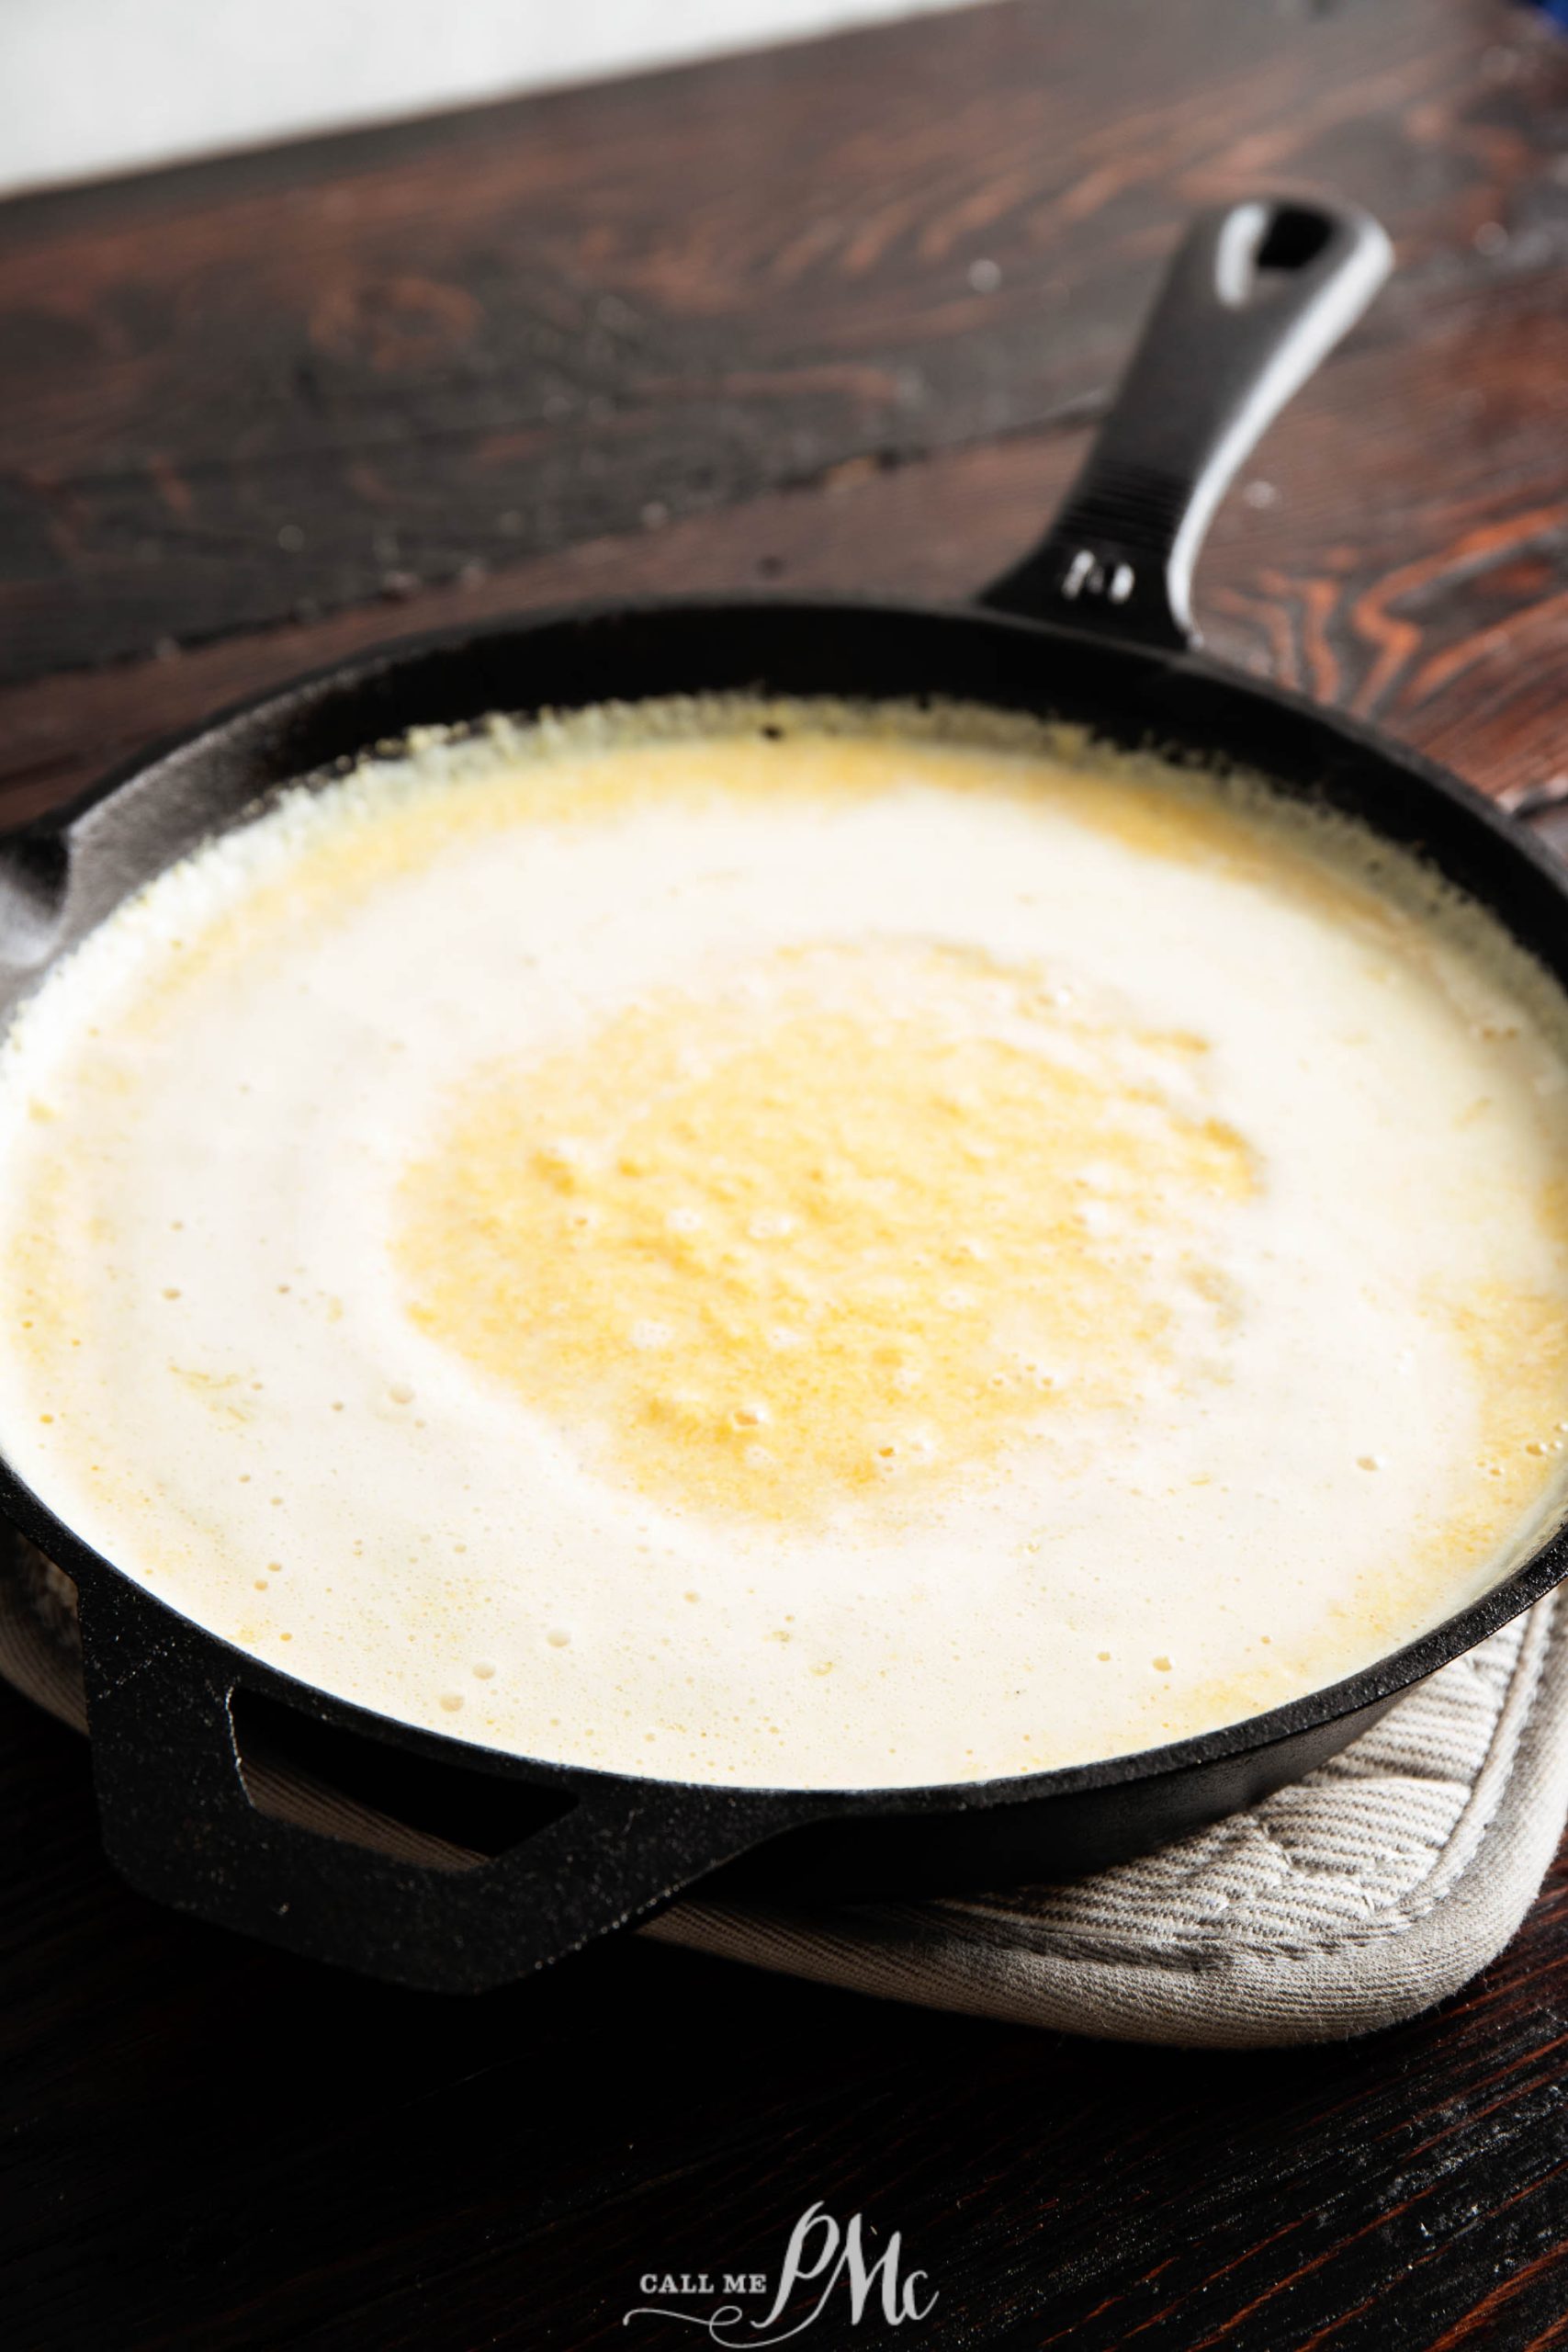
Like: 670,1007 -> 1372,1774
0,0 -> 1564,686
4,248 -> 1566,830
4,1675 -> 1568,2352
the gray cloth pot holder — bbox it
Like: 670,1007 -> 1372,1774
4,1552 -> 1563,2048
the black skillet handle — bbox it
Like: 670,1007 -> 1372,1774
73,1566 -> 807,1993
978,194 -> 1392,650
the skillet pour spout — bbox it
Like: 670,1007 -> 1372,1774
7,191 -> 1568,1997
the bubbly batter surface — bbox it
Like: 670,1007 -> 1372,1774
0,698 -> 1565,1788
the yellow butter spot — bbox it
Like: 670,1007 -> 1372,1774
396,941 -> 1256,1526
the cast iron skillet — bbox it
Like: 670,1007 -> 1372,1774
6,194 -> 1567,1996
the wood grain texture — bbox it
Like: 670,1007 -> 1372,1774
0,0 -> 1564,690
6,0 -> 1568,2346
4,1679 -> 1568,2352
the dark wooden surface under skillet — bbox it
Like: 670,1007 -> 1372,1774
5,2 -> 1568,2344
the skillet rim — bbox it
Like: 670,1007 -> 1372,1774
5,582 -> 1567,1829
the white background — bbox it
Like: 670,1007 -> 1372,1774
0,0 -> 984,198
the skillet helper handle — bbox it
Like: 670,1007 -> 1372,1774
978,194 -> 1392,650
74,1570 -> 791,1993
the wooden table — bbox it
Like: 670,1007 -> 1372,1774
4,3 -> 1568,2343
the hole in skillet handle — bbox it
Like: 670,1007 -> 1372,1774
73,1566 -> 815,1993
1254,204 -> 1335,275
976,191 -> 1392,650
229,1685 -> 576,1871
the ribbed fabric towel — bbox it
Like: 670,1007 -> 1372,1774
649,1597 -> 1568,2044
4,1553 -> 1563,2047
